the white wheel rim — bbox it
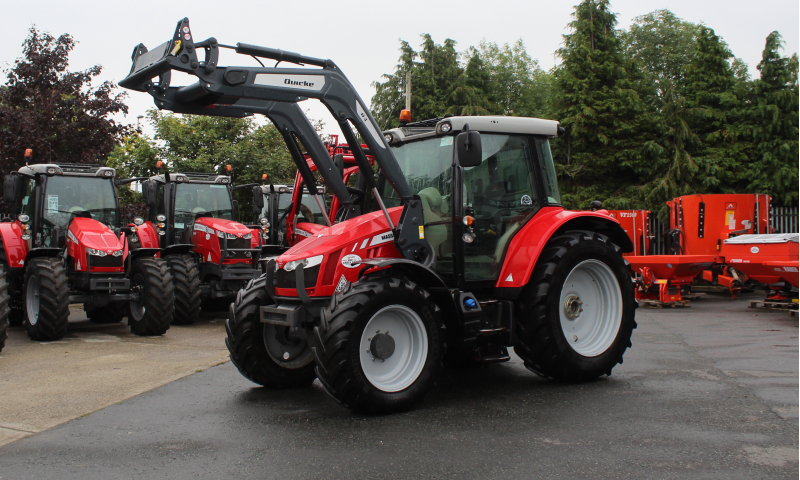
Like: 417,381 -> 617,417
360,305 -> 428,392
559,259 -> 623,357
26,277 -> 40,325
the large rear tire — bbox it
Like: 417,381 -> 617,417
128,257 -> 174,336
166,254 -> 201,325
514,230 -> 637,381
0,262 -> 10,352
225,275 -> 316,388
311,275 -> 442,413
24,257 -> 70,341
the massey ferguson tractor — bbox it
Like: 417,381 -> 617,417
253,182 -> 327,251
133,169 -> 262,323
0,157 -> 175,341
121,18 -> 637,413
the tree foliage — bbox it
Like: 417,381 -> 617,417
0,27 -> 129,176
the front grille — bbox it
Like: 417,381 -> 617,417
223,236 -> 251,260
88,255 -> 123,268
276,265 -> 320,289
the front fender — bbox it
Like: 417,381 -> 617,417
164,244 -> 194,257
495,207 -> 632,296
0,222 -> 27,269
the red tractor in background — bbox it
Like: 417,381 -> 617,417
121,18 -> 637,413
1,156 -> 175,341
134,168 -> 261,323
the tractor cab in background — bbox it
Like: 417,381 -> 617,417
253,183 -> 326,250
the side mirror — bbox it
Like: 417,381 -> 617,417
3,175 -> 21,204
333,153 -> 345,178
252,186 -> 264,214
456,131 -> 482,168
142,179 -> 157,208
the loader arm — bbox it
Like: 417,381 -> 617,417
121,17 -> 428,261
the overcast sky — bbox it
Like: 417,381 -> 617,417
2,0 -> 797,138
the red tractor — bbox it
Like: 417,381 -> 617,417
1,157 -> 175,341
134,169 -> 262,323
121,18 -> 637,413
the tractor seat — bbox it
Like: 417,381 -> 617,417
418,187 -> 449,256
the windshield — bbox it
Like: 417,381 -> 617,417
174,183 -> 232,228
43,176 -> 119,229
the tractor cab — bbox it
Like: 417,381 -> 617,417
253,183 -> 326,249
377,116 -> 563,288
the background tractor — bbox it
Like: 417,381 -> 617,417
121,18 -> 637,413
1,156 -> 174,341
134,168 -> 261,323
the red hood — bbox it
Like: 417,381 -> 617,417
69,217 -> 123,251
195,217 -> 252,235
279,207 -> 402,263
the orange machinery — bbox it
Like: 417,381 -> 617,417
606,210 -> 651,257
720,234 -> 799,302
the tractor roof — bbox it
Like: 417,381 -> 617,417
258,184 -> 325,195
19,163 -> 116,178
384,116 -> 560,145
150,172 -> 231,185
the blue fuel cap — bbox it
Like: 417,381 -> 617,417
464,298 -> 477,309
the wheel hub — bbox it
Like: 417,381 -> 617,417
563,294 -> 583,319
369,332 -> 396,360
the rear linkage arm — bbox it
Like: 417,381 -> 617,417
120,17 -> 429,263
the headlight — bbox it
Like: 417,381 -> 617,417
18,214 -> 29,223
259,218 -> 269,226
226,233 -> 237,240
157,214 -> 166,222
47,167 -> 57,174
216,230 -> 225,238
283,254 -> 323,272
133,217 -> 144,226
243,233 -> 252,240
112,250 -> 123,257
103,170 -> 113,177
86,248 -> 108,256
440,122 -> 452,133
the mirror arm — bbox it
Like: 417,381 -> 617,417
116,176 -> 149,186
232,183 -> 259,191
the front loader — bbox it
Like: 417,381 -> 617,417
121,18 -> 638,413
0,156 -> 175,341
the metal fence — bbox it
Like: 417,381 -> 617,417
646,206 -> 798,255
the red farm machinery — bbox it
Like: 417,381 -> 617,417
120,18 -> 638,413
0,156 -> 176,345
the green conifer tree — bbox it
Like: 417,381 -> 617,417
747,32 -> 799,206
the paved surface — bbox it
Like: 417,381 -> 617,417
0,293 -> 797,479
0,306 -> 229,447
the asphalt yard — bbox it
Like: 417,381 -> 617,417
0,292 -> 797,479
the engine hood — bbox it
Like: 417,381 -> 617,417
195,217 -> 252,236
279,207 -> 403,263
68,217 -> 123,251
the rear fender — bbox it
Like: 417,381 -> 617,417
0,222 -> 27,269
130,248 -> 161,260
25,248 -> 62,262
495,208 -> 632,298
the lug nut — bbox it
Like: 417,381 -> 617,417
283,352 -> 290,360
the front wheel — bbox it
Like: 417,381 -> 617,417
128,257 -> 175,336
514,230 -> 637,382
311,275 -> 442,413
225,275 -> 316,388
0,262 -> 10,352
166,254 -> 201,325
24,258 -> 70,341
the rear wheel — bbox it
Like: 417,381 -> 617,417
128,257 -> 174,336
225,275 -> 316,388
0,262 -> 10,352
86,303 -> 126,324
311,275 -> 442,413
166,254 -> 201,325
514,230 -> 637,381
24,257 -> 70,341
